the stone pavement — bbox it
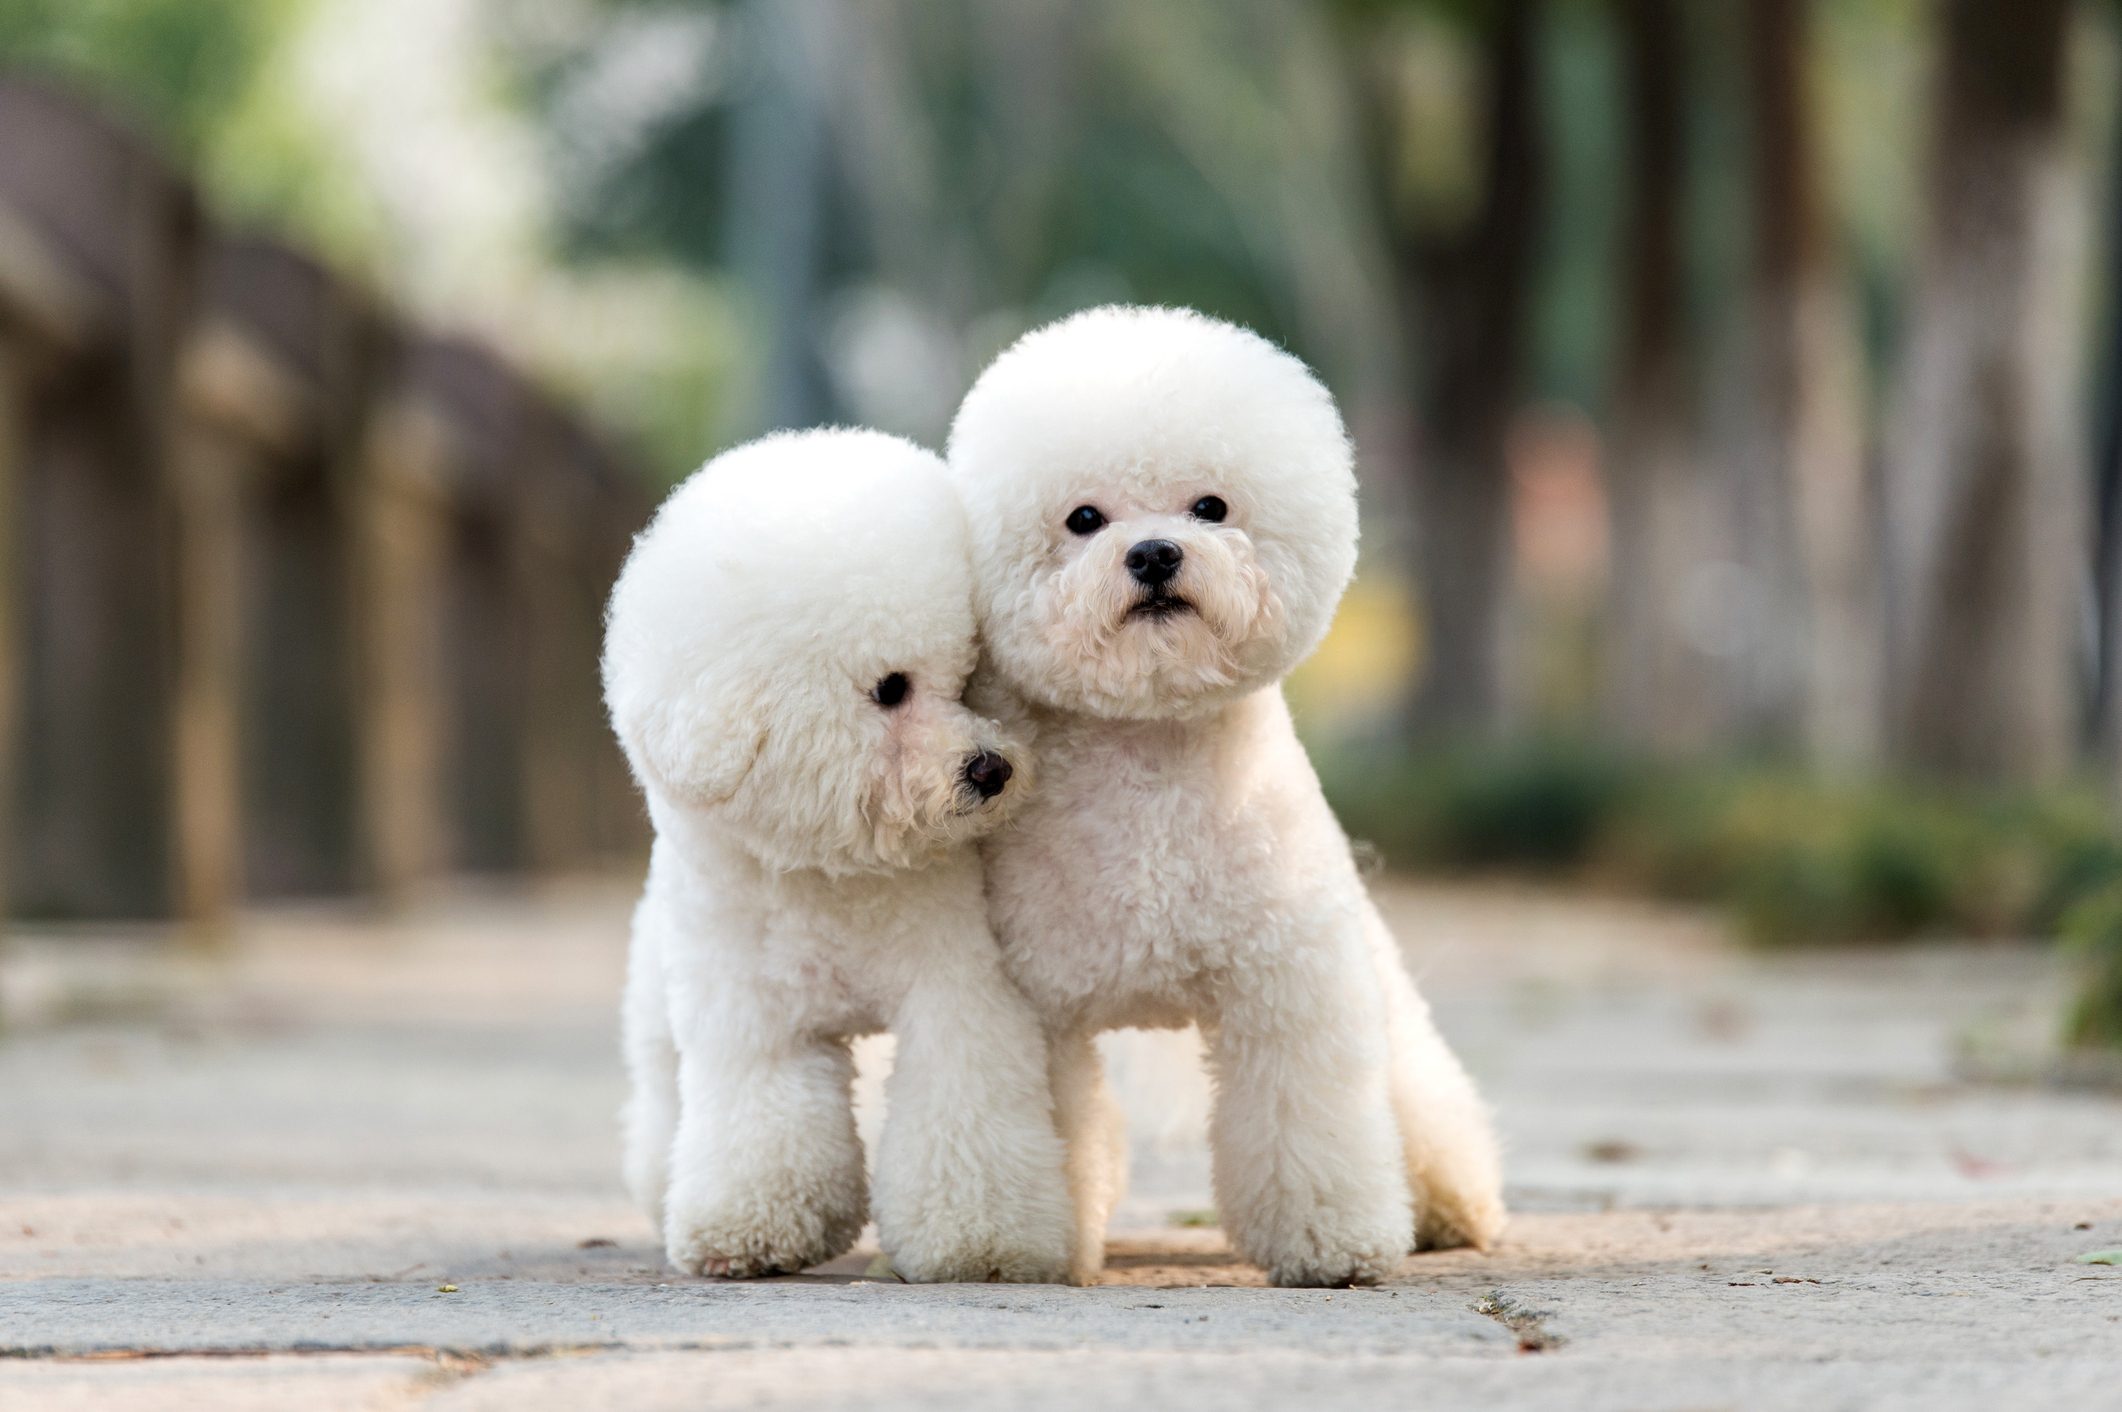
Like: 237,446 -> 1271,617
2,877 -> 2117,1410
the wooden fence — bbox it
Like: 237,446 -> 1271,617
0,77 -> 649,929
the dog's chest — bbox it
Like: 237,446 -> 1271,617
989,722 -> 1279,1022
698,867 -> 950,1037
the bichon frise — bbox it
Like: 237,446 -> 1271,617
602,428 -> 1073,1282
946,306 -> 1506,1287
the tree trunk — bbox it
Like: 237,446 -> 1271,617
2090,64 -> 2122,785
726,0 -> 837,433
1604,0 -> 1712,752
1393,0 -> 1545,738
1739,0 -> 1873,762
0,350 -> 18,926
1882,0 -> 2082,784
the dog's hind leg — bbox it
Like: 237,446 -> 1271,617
1049,1029 -> 1129,1284
620,899 -> 680,1231
1366,903 -> 1507,1252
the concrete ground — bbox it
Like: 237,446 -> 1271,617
2,877 -> 2118,1411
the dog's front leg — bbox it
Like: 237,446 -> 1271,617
661,1020 -> 868,1278
1204,934 -> 1414,1287
873,960 -> 1073,1283
1047,1028 -> 1129,1284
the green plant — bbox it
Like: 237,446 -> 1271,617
1319,738 -> 2122,957
2062,883 -> 2122,1050
1319,737 -> 1632,874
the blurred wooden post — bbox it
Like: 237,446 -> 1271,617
0,80 -> 198,921
362,336 -> 545,882
373,339 -> 651,880
580,439 -> 652,861
355,389 -> 453,904
514,407 -> 599,873
414,339 -> 531,875
0,123 -> 102,929
173,236 -> 389,924
169,380 -> 246,935
538,419 -> 651,867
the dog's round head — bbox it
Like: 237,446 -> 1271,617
602,429 -> 1027,874
946,305 -> 1357,721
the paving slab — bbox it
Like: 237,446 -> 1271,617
0,1355 -> 444,1412
2,877 -> 2118,1410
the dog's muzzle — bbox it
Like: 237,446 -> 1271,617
1128,584 -> 1193,620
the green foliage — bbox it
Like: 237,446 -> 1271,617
1321,740 -> 2122,955
1699,787 -> 1969,946
0,0 -> 384,261
2062,883 -> 2122,1050
1322,737 -> 1632,872
0,0 -> 297,153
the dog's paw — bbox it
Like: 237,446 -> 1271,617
1234,1203 -> 1411,1288
664,1197 -> 863,1280
1261,1237 -> 1404,1289
665,1227 -> 804,1279
882,1193 -> 1074,1285
891,1236 -> 1071,1285
885,1207 -> 1073,1285
1065,1235 -> 1109,1287
1413,1188 -> 1507,1254
1410,1148 -> 1508,1254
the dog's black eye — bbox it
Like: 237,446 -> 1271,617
1190,495 -> 1227,523
1065,505 -> 1106,536
872,673 -> 910,708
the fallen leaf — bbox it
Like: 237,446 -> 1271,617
2075,1251 -> 2122,1266
577,1237 -> 617,1249
1582,1139 -> 1642,1165
436,1283 -> 459,1293
1949,1149 -> 2012,1179
1170,1209 -> 1219,1229
1694,999 -> 1751,1042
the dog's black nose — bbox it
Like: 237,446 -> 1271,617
1126,539 -> 1183,586
963,750 -> 1013,799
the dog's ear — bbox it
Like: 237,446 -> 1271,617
614,683 -> 767,810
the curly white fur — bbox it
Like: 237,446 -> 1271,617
947,306 -> 1507,1286
604,429 -> 1073,1283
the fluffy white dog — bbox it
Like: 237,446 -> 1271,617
946,306 -> 1507,1287
602,428 -> 1073,1283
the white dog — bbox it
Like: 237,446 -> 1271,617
602,428 -> 1073,1283
946,306 -> 1506,1287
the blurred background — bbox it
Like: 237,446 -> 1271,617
0,0 -> 2118,1049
